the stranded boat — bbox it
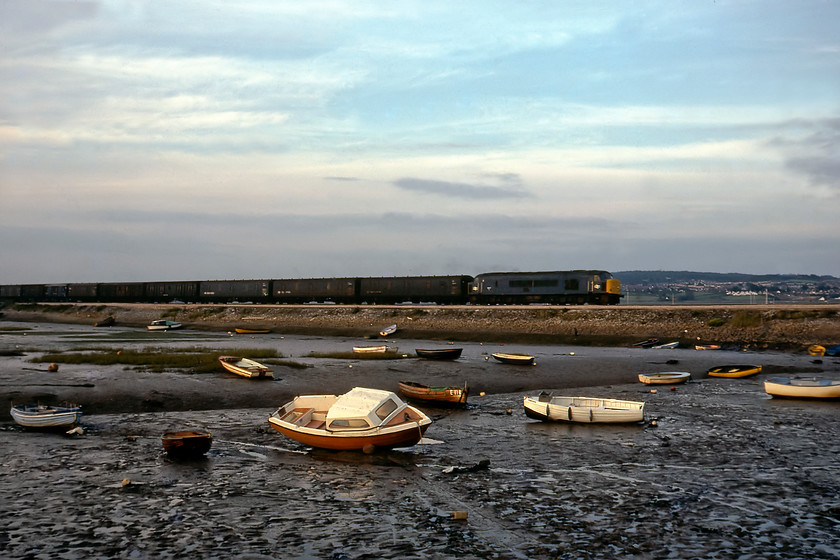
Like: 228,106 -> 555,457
147,320 -> 182,331
218,356 -> 274,379
492,353 -> 535,365
352,345 -> 395,354
398,381 -> 469,407
524,393 -> 645,424
637,371 -> 691,385
268,387 -> 432,451
707,364 -> 762,378
415,348 -> 463,360
11,403 -> 82,429
161,431 -> 213,458
764,377 -> 840,399
234,328 -> 271,334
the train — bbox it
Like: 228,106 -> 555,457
0,270 -> 622,306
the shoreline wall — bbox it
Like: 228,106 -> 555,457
3,303 -> 839,350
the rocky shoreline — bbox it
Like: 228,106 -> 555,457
4,302 -> 839,350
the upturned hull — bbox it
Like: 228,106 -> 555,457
415,348 -> 463,360
162,431 -> 213,457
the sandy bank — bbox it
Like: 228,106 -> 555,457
4,302 -> 839,350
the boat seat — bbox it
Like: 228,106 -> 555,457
294,408 -> 315,426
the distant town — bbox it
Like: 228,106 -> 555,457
616,271 -> 840,305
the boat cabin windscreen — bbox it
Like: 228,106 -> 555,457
375,399 -> 399,420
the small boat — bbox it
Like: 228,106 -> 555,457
11,403 -> 82,429
651,341 -> 679,349
492,353 -> 535,365
147,320 -> 182,331
398,381 -> 468,406
638,371 -> 691,385
415,348 -> 463,360
93,316 -> 115,327
808,345 -> 826,356
764,377 -> 840,399
707,364 -> 762,378
218,356 -> 274,378
523,394 -> 645,424
695,344 -> 721,351
268,387 -> 432,451
352,345 -> 395,354
826,345 -> 840,357
234,328 -> 271,334
162,431 -> 213,457
632,338 -> 659,348
379,324 -> 397,337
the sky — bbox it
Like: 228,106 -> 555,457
1,0 -> 839,284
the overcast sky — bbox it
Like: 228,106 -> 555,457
1,1 -> 839,284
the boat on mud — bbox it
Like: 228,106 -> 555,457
268,387 -> 432,451
638,371 -> 691,385
162,431 -> 213,458
234,328 -> 271,334
218,356 -> 274,379
398,381 -> 468,406
707,364 -> 762,378
352,345 -> 395,354
379,324 -> 397,337
146,320 -> 182,331
11,403 -> 82,429
524,393 -> 645,424
764,377 -> 840,399
415,348 -> 463,360
492,353 -> 535,365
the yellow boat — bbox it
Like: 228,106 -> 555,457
808,345 -> 826,356
235,328 -> 271,334
707,364 -> 762,378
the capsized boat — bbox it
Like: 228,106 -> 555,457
764,377 -> 840,399
162,431 -> 213,458
398,381 -> 468,406
707,364 -> 762,378
11,403 -> 82,429
415,348 -> 463,360
523,393 -> 645,424
218,356 -> 274,378
268,387 -> 432,451
147,320 -> 182,331
638,371 -> 691,385
492,353 -> 535,365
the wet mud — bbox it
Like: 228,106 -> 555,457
1,322 -> 840,559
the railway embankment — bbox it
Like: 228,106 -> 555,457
3,302 -> 839,350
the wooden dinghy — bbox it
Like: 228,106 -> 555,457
764,377 -> 840,399
707,364 -> 762,378
268,387 -> 432,451
638,371 -> 691,385
162,431 -> 213,458
11,403 -> 82,429
218,356 -> 274,378
234,328 -> 271,334
492,353 -> 535,365
379,324 -> 397,337
398,381 -> 468,406
147,320 -> 182,331
524,393 -> 645,424
415,348 -> 463,360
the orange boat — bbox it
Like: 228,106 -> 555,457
398,381 -> 468,406
268,387 -> 431,451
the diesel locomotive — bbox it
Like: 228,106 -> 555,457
0,270 -> 621,306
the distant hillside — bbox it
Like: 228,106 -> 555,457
614,270 -> 838,285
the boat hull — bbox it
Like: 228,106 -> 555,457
764,377 -> 840,399
218,356 -> 274,378
492,353 -> 535,365
638,372 -> 690,384
268,421 -> 429,450
234,328 -> 271,334
162,431 -> 213,457
11,405 -> 82,429
415,348 -> 463,360
523,395 -> 645,424
352,346 -> 393,354
707,365 -> 762,378
398,381 -> 468,406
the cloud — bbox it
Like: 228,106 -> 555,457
392,177 -> 531,199
777,117 -> 840,191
